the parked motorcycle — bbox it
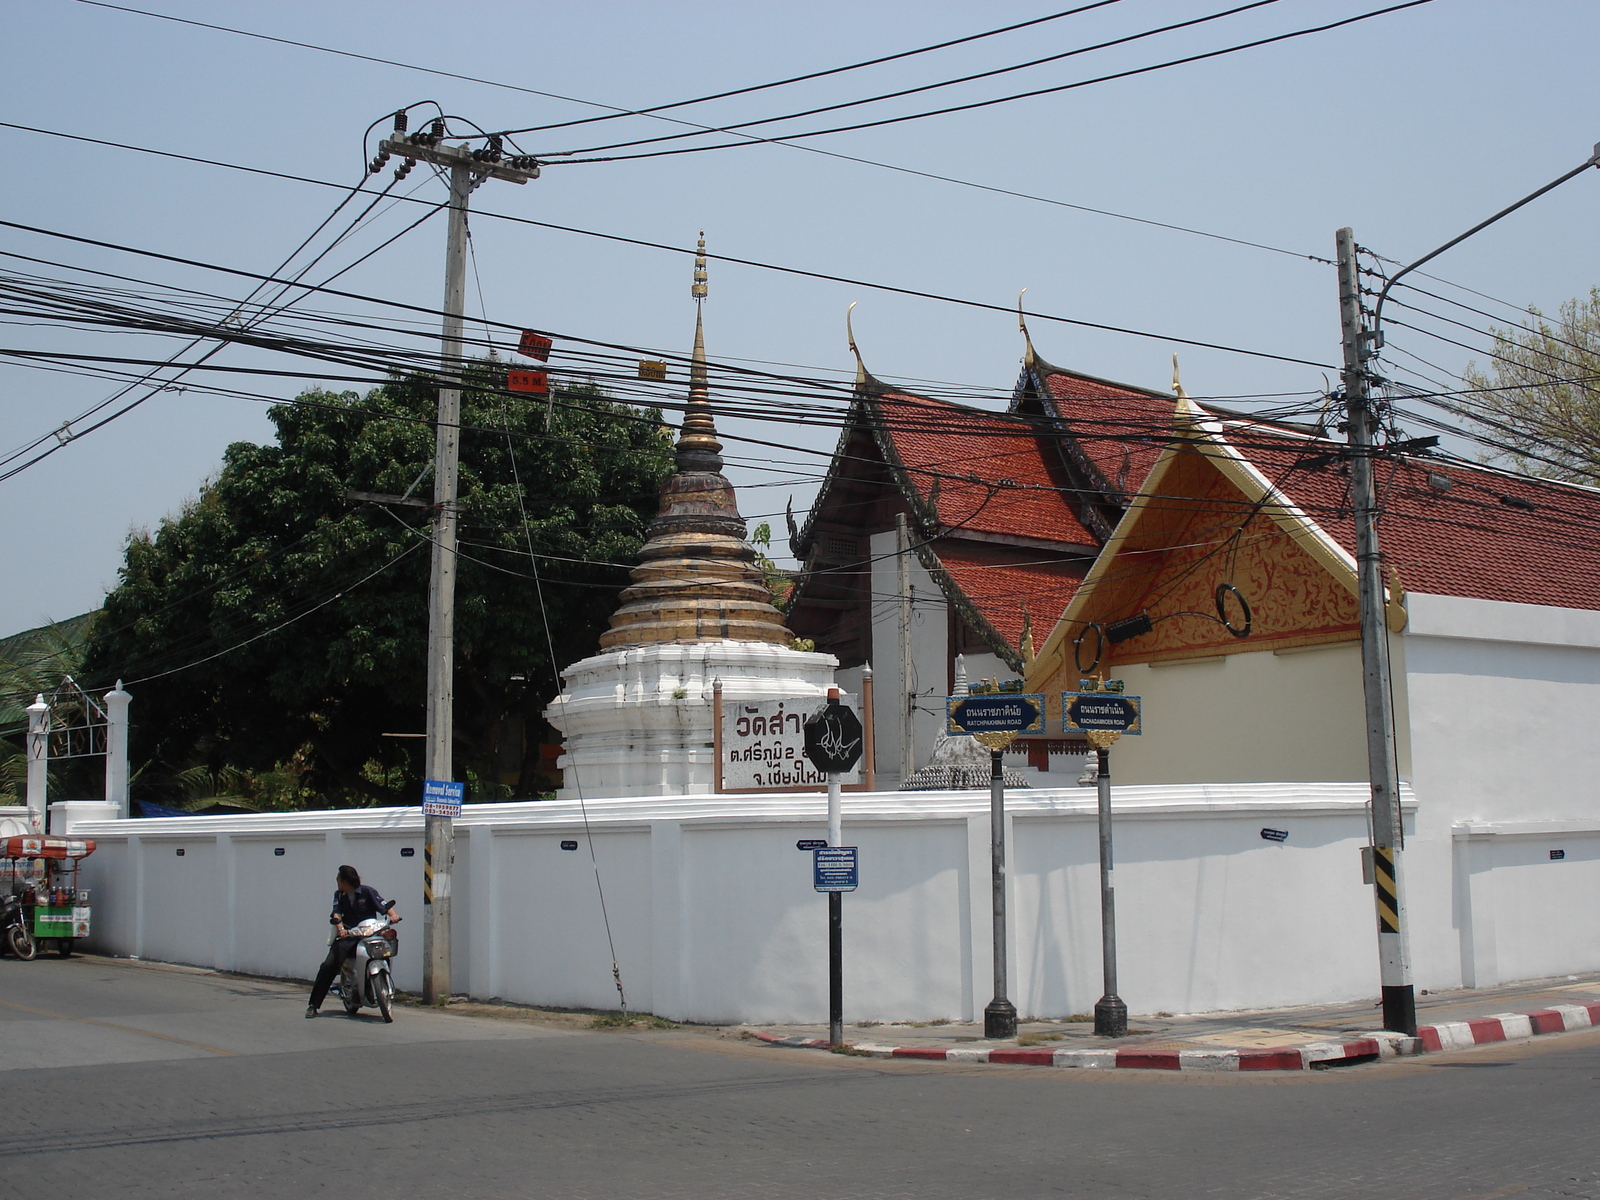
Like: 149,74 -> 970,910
335,914 -> 399,1022
2,892 -> 37,960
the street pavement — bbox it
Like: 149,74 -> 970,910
2,955 -> 1598,1200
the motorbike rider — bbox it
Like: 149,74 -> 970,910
306,864 -> 398,1017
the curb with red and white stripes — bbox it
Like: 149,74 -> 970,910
1418,1001 -> 1600,1052
751,999 -> 1600,1072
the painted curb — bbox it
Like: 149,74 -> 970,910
751,1000 -> 1600,1071
748,1030 -> 1416,1070
1417,1001 -> 1600,1051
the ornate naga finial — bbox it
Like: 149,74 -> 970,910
1018,288 -> 1036,368
1171,352 -> 1189,400
846,301 -> 869,388
1020,605 -> 1036,668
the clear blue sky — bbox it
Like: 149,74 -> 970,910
2,0 -> 1596,638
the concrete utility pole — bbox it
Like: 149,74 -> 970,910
104,681 -> 131,820
25,694 -> 49,834
896,512 -> 914,785
377,116 -> 537,1005
1336,227 -> 1415,1036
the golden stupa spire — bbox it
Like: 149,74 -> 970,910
599,234 -> 791,650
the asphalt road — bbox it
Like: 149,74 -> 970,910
1,955 -> 1597,1200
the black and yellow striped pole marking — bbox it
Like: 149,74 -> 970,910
1371,846 -> 1399,933
1369,841 -> 1416,1035
423,843 -> 434,906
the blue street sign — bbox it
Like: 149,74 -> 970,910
946,693 -> 1046,736
1063,692 -> 1142,735
422,778 -> 465,818
813,846 -> 858,892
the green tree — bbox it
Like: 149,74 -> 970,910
82,366 -> 673,807
1461,287 -> 1600,482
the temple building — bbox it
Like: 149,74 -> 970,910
544,239 -> 837,797
783,318 -> 1199,787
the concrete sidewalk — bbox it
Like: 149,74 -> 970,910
745,972 -> 1600,1071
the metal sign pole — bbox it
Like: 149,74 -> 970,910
1087,729 -> 1126,1036
803,690 -> 865,1050
981,739 -> 1017,1039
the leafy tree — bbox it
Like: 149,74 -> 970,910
82,367 -> 673,807
1461,287 -> 1600,482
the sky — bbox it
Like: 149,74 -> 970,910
2,0 -> 1597,640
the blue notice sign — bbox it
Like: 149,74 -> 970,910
813,845 -> 859,893
422,778 -> 465,818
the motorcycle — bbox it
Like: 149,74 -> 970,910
2,892 -> 37,960
335,914 -> 399,1022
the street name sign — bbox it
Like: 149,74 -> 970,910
1063,693 -> 1143,735
946,694 -> 1046,736
813,846 -> 859,892
796,838 -> 828,851
422,779 -> 465,817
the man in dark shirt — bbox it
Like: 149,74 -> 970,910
306,864 -> 398,1017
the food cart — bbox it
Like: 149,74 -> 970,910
1,836 -> 95,959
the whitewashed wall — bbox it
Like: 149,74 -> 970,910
74,783 -> 1413,1022
1403,593 -> 1600,990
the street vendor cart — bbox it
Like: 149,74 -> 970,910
1,836 -> 95,959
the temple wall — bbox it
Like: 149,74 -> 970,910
77,781 -> 1599,1025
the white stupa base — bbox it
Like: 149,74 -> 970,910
545,641 -> 839,798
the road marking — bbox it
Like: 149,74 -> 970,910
0,997 -> 236,1057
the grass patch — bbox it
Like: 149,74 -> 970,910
588,1012 -> 678,1030
829,1044 -> 876,1057
855,1020 -> 881,1028
1017,1032 -> 1065,1046
1061,1013 -> 1093,1023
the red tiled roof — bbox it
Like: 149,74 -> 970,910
933,540 -> 1089,650
874,392 -> 1097,548
1040,370 -> 1173,497
1221,418 -> 1600,612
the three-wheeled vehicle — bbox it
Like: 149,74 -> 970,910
1,836 -> 96,959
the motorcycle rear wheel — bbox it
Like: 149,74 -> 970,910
7,925 -> 37,961
375,973 -> 393,1023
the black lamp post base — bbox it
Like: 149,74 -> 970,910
1094,993 -> 1128,1038
984,997 -> 1018,1040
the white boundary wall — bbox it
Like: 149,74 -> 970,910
73,783 -> 1412,1022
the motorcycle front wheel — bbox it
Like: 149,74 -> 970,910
375,972 -> 393,1023
7,924 -> 37,961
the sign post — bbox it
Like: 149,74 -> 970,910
1064,683 -> 1142,1037
804,689 -> 865,1048
946,692 -> 1046,1040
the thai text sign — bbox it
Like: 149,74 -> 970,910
813,846 -> 859,892
946,694 -> 1046,736
1063,693 -> 1142,735
722,699 -> 860,790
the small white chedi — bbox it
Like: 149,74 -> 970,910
545,240 -> 836,797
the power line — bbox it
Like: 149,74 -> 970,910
0,205 -> 1339,369
532,0 -> 1287,156
545,1 -> 1438,164
60,8 -> 1331,265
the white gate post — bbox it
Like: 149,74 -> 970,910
25,694 -> 49,834
105,681 -> 132,819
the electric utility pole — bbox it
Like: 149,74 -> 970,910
896,512 -> 915,785
1335,227 -> 1414,1036
376,115 -> 538,1005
